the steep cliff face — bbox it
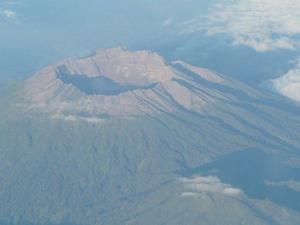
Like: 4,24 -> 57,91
1,48 -> 300,225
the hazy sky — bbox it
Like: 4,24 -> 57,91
1,0 -> 300,101
0,0 -> 214,77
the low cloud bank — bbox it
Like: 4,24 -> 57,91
181,0 -> 300,52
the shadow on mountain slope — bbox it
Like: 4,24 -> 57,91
56,66 -> 156,96
181,149 -> 300,212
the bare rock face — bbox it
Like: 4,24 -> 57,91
61,47 -> 175,84
172,60 -> 224,83
18,48 -> 238,122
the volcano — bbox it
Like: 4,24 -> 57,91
0,48 -> 300,225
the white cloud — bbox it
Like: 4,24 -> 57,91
52,114 -> 105,124
181,0 -> 300,52
180,175 -> 243,197
271,59 -> 300,101
0,9 -> 16,18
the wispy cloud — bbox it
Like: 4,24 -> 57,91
162,18 -> 173,27
271,59 -> 300,102
180,175 -> 243,197
52,114 -> 105,124
0,0 -> 20,24
181,0 -> 300,52
0,8 -> 16,19
265,179 -> 300,192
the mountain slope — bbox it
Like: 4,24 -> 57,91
0,48 -> 300,225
